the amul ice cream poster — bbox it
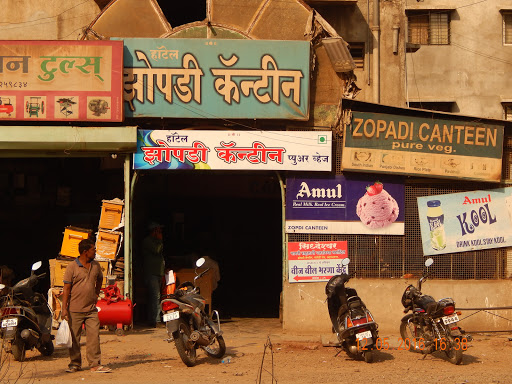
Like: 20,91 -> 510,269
418,187 -> 512,256
286,175 -> 405,235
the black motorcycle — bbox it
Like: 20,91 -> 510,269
326,258 -> 379,363
160,257 -> 226,366
400,258 -> 471,365
0,261 -> 54,361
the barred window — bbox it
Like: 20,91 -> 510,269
503,103 -> 512,120
504,11 -> 512,45
348,42 -> 364,69
408,11 -> 450,45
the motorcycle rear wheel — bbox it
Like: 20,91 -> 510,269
444,337 -> 463,365
12,338 -> 26,362
400,320 -> 425,353
203,335 -> 226,359
173,318 -> 197,367
37,340 -> 54,356
363,350 -> 374,363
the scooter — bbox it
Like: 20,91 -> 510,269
400,258 -> 471,365
160,257 -> 226,367
325,258 -> 379,363
0,261 -> 54,361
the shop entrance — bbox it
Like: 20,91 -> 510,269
132,171 -> 283,319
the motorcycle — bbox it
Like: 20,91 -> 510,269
325,258 -> 379,363
0,261 -> 54,361
400,258 -> 471,365
160,257 -> 226,366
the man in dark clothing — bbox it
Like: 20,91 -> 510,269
142,222 -> 165,327
61,239 -> 111,373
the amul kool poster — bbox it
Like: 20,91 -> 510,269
417,187 -> 512,256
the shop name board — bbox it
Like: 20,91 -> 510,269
342,111 -> 504,182
417,187 -> 512,256
0,40 -> 124,122
285,175 -> 404,235
122,38 -> 310,120
288,241 -> 348,283
134,130 -> 331,171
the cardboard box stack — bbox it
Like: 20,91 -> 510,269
48,198 -> 125,328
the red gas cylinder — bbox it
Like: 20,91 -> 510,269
96,284 -> 133,336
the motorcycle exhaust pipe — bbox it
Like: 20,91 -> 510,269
189,331 -> 210,346
20,329 -> 39,346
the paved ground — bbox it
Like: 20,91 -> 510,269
1,318 -> 511,384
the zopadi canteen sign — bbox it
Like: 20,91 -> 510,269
342,111 -> 504,182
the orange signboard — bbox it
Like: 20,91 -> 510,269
0,40 -> 123,122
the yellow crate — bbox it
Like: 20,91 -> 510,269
95,230 -> 122,260
99,199 -> 124,230
60,226 -> 92,258
49,258 -> 109,288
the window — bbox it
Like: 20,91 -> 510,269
408,11 -> 450,45
502,103 -> 512,120
503,11 -> 512,45
348,42 -> 364,69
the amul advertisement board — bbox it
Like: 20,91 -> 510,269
285,175 -> 404,235
342,111 -> 504,182
134,130 -> 331,171
418,187 -> 512,256
122,38 -> 310,120
0,40 -> 123,122
288,241 -> 348,283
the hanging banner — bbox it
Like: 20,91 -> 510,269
342,111 -> 504,182
0,40 -> 124,122
134,130 -> 331,171
288,241 -> 348,283
418,187 -> 512,256
285,175 -> 404,234
122,38 -> 310,120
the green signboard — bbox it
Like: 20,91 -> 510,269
342,111 -> 504,182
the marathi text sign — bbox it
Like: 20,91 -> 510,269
285,175 -> 404,234
418,188 -> 512,256
122,38 -> 310,120
288,241 -> 348,283
134,130 -> 331,171
342,111 -> 504,182
0,40 -> 123,122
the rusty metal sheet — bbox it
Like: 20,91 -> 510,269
83,0 -> 171,39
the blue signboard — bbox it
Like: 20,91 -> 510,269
121,38 -> 310,120
418,187 -> 512,256
285,175 -> 405,235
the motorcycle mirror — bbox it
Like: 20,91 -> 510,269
341,258 -> 351,266
31,261 -> 42,271
424,258 -> 434,267
196,257 -> 206,268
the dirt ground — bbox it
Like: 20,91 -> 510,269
2,318 -> 511,384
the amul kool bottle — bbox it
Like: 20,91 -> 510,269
426,200 -> 446,251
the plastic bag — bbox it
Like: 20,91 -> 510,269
55,319 -> 72,348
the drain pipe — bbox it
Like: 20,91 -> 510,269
372,0 -> 380,103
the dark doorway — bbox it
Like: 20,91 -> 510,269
158,0 -> 207,28
132,171 -> 283,319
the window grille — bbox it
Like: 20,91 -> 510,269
408,11 -> 450,45
503,12 -> 512,45
503,103 -> 512,121
348,42 -> 364,69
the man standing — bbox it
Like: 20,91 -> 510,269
142,222 -> 165,327
61,238 -> 111,373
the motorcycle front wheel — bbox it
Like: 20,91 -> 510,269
173,318 -> 197,367
400,319 -> 426,353
203,335 -> 226,359
444,336 -> 463,365
11,337 -> 26,362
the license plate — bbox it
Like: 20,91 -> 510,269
442,314 -> 459,325
1,318 -> 18,328
163,311 -> 180,322
355,330 -> 372,340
